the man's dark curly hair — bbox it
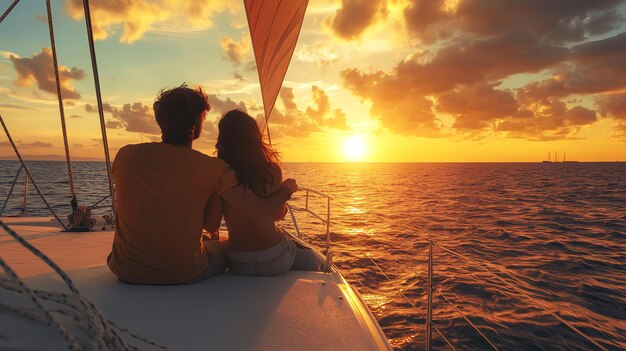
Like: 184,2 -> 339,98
153,84 -> 210,146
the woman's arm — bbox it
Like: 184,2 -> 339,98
203,192 -> 223,233
271,165 -> 288,221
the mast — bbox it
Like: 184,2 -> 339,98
548,152 -> 551,162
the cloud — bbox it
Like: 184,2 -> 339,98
66,0 -> 238,44
220,34 -> 251,66
295,41 -> 342,67
0,103 -> 35,111
10,48 -> 86,99
86,102 -> 160,134
342,67 -> 439,136
598,93 -> 626,121
495,98 -> 597,140
15,141 -> 54,148
403,0 -> 453,42
404,0 -> 625,43
436,82 -> 520,130
207,94 -> 247,116
306,86 -> 330,120
325,0 -> 388,40
597,93 -> 626,139
337,0 -> 626,141
517,32 -> 626,100
263,85 -> 350,137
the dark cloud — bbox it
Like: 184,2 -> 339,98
601,93 -> 626,139
338,0 -> 626,140
597,93 -> 626,120
10,48 -> 86,99
517,32 -> 626,101
404,0 -> 624,43
403,0 -> 452,41
106,120 -> 123,129
326,0 -> 387,40
437,82 -> 520,130
70,114 -> 82,119
495,98 -> 597,140
86,102 -> 160,134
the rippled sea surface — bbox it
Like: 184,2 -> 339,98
1,160 -> 625,350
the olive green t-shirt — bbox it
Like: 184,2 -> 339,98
107,142 -> 238,284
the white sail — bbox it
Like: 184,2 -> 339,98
244,0 -> 308,142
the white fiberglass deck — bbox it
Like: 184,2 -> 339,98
0,217 -> 391,351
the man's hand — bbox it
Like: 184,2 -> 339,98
222,182 -> 295,222
281,178 -> 298,197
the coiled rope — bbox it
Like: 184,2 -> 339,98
0,220 -> 167,350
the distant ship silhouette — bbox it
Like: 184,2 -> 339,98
543,152 -> 579,163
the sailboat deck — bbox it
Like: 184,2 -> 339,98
0,217 -> 391,351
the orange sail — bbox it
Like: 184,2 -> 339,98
244,0 -> 308,143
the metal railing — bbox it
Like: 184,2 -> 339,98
0,165 -> 28,217
297,192 -> 618,351
285,186 -> 333,272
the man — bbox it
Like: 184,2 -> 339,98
107,84 -> 296,284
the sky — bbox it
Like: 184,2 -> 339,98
1,0 -> 625,162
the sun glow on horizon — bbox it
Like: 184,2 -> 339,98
343,135 -> 367,161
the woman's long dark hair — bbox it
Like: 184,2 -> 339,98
216,110 -> 281,196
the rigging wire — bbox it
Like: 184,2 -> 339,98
81,0 -> 116,216
0,115 -> 68,230
368,256 -> 458,351
0,0 -> 19,24
0,165 -> 22,216
45,0 -> 77,208
436,289 -> 500,351
315,195 -> 616,350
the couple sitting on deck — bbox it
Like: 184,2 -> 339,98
106,84 -> 325,285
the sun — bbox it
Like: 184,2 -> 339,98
343,135 -> 367,160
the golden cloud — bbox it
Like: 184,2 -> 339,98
66,0 -> 239,44
10,48 -> 85,99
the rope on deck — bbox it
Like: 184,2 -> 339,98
0,220 -> 168,350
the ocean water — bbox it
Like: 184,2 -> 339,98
1,160 -> 625,350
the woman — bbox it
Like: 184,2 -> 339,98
204,109 -> 326,276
